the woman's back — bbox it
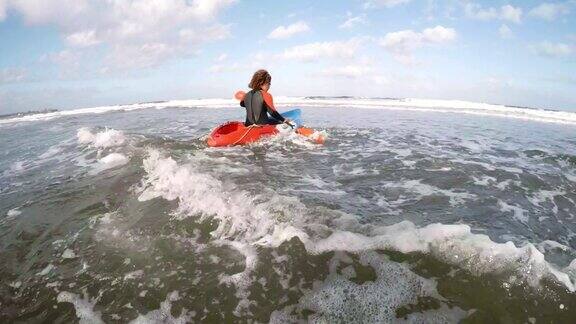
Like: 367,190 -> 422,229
242,89 -> 266,126
239,69 -> 286,126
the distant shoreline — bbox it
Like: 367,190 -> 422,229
0,97 -> 566,118
1,97 -> 575,127
0,109 -> 59,120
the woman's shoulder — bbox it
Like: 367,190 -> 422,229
260,90 -> 273,98
260,91 -> 275,108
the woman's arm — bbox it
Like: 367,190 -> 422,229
236,90 -> 246,107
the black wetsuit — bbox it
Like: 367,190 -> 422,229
240,90 -> 285,126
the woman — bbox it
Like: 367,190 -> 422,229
236,69 -> 290,126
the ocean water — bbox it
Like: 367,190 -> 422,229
1,97 -> 576,322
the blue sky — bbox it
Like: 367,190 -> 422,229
0,0 -> 575,114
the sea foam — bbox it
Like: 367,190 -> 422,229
57,291 -> 104,324
2,97 -> 576,126
270,251 -> 467,323
138,149 -> 576,294
77,128 -> 126,149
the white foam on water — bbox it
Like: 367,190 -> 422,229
37,264 -> 55,276
566,173 -> 576,183
137,149 -> 576,299
12,161 -> 25,171
401,160 -> 417,168
9,281 -> 22,289
495,179 -> 516,190
498,200 -> 529,224
3,96 -> 574,128
452,157 -> 523,174
472,175 -> 497,186
138,149 -> 311,243
93,212 -> 153,253
300,175 -> 333,189
375,195 -> 403,215
6,208 -> 22,218
216,240 -> 259,316
272,251 -> 466,323
124,270 -> 144,280
309,220 -> 576,292
460,139 -> 490,154
128,291 -> 193,324
38,146 -> 63,159
46,281 -> 61,288
57,291 -> 104,324
538,240 -> 571,252
75,128 -> 131,173
0,98 -> 237,126
384,179 -> 476,206
253,129 -> 322,149
278,97 -> 576,126
401,304 -> 469,323
389,147 -> 412,157
529,190 -> 564,214
6,161 -> 27,176
209,255 -> 221,264
77,127 -> 126,149
100,153 -> 129,166
61,249 -> 77,259
89,153 -> 130,175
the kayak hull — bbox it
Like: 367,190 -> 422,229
207,122 -> 279,147
206,108 -> 325,147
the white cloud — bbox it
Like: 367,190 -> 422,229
339,14 -> 367,29
208,62 -> 243,73
44,50 -> 81,66
215,53 -> 228,62
65,30 -> 100,47
179,24 -> 230,43
268,21 -> 310,39
529,2 -> 571,21
320,65 -> 373,78
8,0 -> 90,26
542,74 -> 576,85
485,76 -> 514,88
364,0 -> 411,9
531,41 -> 574,58
318,64 -> 390,87
500,5 -> 523,23
3,0 -> 237,69
380,26 -> 457,65
279,39 -> 362,62
421,25 -> 457,43
0,0 -> 7,21
464,4 -> 498,20
42,49 -> 84,76
209,52 -> 269,73
0,67 -> 27,84
107,43 -> 181,70
465,3 -> 523,24
499,24 -> 513,39
191,0 -> 237,20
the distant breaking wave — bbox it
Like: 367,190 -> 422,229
2,97 -> 576,126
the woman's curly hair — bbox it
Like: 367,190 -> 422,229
248,69 -> 272,90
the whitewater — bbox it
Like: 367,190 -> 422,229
1,97 -> 575,322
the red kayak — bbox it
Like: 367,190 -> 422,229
207,122 -> 324,147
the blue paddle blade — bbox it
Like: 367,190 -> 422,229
280,108 -> 303,127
